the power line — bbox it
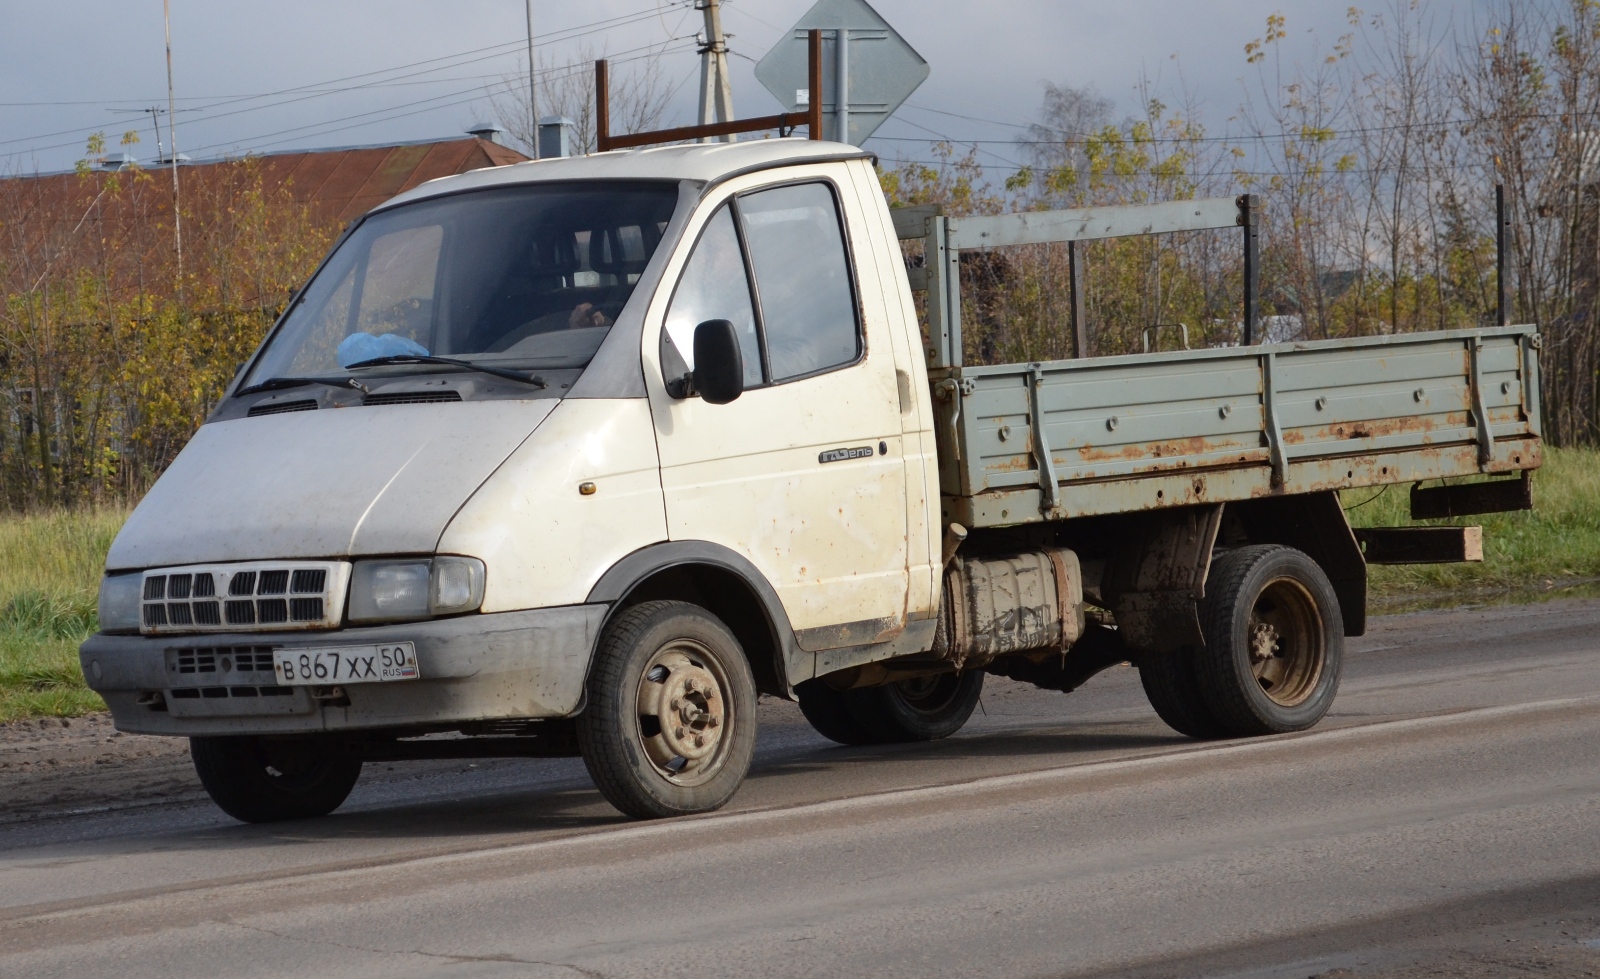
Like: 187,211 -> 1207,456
0,5 -> 694,156
185,43 -> 695,158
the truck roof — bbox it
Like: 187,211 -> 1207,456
375,139 -> 871,214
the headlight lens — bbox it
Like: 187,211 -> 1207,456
97,573 -> 143,633
430,556 -> 486,615
348,556 -> 485,624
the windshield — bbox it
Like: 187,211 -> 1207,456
243,181 -> 679,387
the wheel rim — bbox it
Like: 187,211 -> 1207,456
888,672 -> 965,717
1246,576 -> 1325,707
634,639 -> 734,787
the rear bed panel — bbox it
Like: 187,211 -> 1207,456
939,325 -> 1542,528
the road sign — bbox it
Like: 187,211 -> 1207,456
754,0 -> 928,146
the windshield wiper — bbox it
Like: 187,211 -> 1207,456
343,355 -> 548,389
235,376 -> 368,397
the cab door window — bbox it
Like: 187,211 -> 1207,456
737,182 -> 861,381
662,204 -> 763,389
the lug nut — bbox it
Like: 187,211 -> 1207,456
675,727 -> 685,739
670,698 -> 680,710
707,717 -> 719,728
684,679 -> 696,694
694,736 -> 704,748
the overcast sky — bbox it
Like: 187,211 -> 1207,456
1,1 -> 1501,178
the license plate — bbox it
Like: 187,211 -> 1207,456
273,643 -> 419,685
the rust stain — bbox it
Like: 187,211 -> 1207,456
1073,434 -> 1219,465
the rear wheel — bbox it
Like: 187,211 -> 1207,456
843,670 -> 984,743
1138,649 -> 1229,740
190,736 -> 361,823
1194,545 -> 1344,736
577,601 -> 757,819
795,679 -> 874,745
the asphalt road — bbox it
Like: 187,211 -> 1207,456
4,598 -> 1600,978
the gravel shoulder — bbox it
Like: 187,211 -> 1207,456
0,713 -> 199,821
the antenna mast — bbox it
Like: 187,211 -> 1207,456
163,0 -> 182,291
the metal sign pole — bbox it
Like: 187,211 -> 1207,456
836,28 -> 849,142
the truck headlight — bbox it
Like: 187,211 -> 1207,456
348,556 -> 485,624
96,573 -> 143,634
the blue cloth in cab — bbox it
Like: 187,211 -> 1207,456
337,332 -> 429,367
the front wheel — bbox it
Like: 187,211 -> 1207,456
190,736 -> 362,823
1193,545 -> 1344,736
577,601 -> 757,819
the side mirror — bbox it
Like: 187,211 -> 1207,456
692,319 -> 743,405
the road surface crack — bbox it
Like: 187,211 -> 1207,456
224,920 -> 607,977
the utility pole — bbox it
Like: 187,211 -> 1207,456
524,0 -> 538,159
163,0 -> 183,292
697,0 -> 735,142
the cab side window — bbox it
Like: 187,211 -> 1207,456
738,183 -> 860,381
661,182 -> 861,394
662,204 -> 763,389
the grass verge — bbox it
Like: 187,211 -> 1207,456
0,508 -> 126,723
1346,447 -> 1600,597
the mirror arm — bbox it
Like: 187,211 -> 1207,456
665,372 -> 698,400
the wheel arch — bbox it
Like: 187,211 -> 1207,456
1098,492 -> 1366,652
1223,491 -> 1367,637
586,542 -> 804,699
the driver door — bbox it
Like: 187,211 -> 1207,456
647,176 -> 910,657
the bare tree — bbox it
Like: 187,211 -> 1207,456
490,45 -> 675,156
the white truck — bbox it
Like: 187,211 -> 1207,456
82,139 -> 1543,822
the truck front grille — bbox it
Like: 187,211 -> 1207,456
141,562 -> 348,635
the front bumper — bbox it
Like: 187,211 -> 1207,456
80,605 -> 607,737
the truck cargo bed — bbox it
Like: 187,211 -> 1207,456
934,325 -> 1542,528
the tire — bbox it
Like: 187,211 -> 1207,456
843,670 -> 984,743
795,679 -> 875,745
577,600 -> 757,819
1193,545 -> 1344,737
1138,648 -> 1230,740
190,736 -> 362,823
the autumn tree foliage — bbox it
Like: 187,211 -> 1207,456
0,144 -> 333,509
883,0 -> 1600,446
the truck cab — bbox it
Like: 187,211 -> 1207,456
84,142 -> 948,820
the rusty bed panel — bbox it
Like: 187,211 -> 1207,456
940,325 -> 1542,528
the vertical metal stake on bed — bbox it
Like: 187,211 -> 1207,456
1496,184 -> 1510,327
1240,193 -> 1261,345
1468,338 -> 1495,471
1028,365 -> 1060,513
1068,240 -> 1088,359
